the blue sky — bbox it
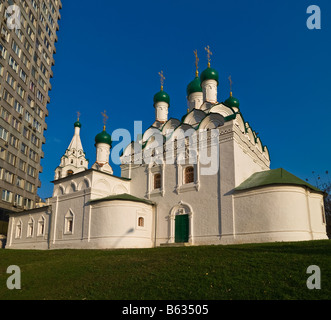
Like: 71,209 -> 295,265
39,0 -> 331,199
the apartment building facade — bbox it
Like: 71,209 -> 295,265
0,0 -> 61,217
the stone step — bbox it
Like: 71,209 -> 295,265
160,242 -> 191,247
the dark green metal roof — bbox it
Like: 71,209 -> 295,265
235,168 -> 322,193
200,67 -> 219,85
95,128 -> 112,146
224,95 -> 240,109
74,120 -> 82,128
186,76 -> 202,96
153,90 -> 170,106
89,193 -> 155,205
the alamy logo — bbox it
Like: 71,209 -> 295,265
5,5 -> 21,30
307,5 -> 321,30
112,122 -> 221,176
306,265 -> 321,290
6,265 -> 21,290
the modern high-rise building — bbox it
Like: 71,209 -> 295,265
0,0 -> 62,218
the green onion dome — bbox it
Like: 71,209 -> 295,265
200,66 -> 219,85
95,126 -> 112,146
74,120 -> 82,128
153,89 -> 170,106
186,76 -> 202,97
224,93 -> 240,109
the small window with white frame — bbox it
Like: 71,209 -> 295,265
176,163 -> 200,194
136,210 -> 148,229
15,221 -> 22,239
184,166 -> 194,184
27,218 -> 34,237
138,217 -> 144,228
148,164 -> 164,197
153,173 -> 161,190
38,216 -> 45,236
64,211 -> 74,234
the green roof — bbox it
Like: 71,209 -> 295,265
186,76 -> 202,96
235,168 -> 322,193
95,128 -> 112,146
89,193 -> 155,205
224,95 -> 240,109
154,90 -> 170,106
74,120 -> 82,128
200,67 -> 219,85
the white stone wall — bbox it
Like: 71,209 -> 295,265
201,79 -> 218,104
52,170 -> 130,199
6,207 -> 50,250
49,170 -> 133,249
187,92 -> 203,111
123,118 -> 274,247
89,200 -> 154,249
233,185 -> 328,243
154,101 -> 169,123
89,170 -> 130,199
96,143 -> 111,164
307,191 -> 329,239
7,170 -> 136,250
49,189 -> 88,249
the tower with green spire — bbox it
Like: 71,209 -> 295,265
187,50 -> 203,111
54,114 -> 88,180
224,76 -> 240,110
92,111 -> 113,174
200,45 -> 219,104
154,70 -> 170,123
95,126 -> 112,146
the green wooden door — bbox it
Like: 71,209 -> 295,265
175,214 -> 189,243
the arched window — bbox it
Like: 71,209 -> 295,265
65,211 -> 74,234
38,216 -> 45,236
27,218 -> 34,237
138,217 -> 144,227
54,185 -> 64,196
67,218 -> 73,233
184,166 -> 194,184
154,173 -> 161,189
67,170 -> 74,176
15,221 -> 22,238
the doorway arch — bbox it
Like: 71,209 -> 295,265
175,214 -> 189,243
169,202 -> 193,244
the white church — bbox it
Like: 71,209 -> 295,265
5,50 -> 328,250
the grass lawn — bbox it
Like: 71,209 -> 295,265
0,240 -> 330,300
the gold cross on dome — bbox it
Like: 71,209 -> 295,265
101,110 -> 109,128
205,45 -> 212,67
228,75 -> 233,95
158,70 -> 165,90
194,49 -> 199,77
76,111 -> 81,121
